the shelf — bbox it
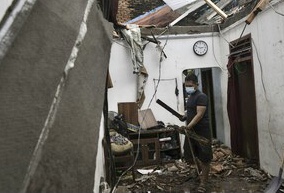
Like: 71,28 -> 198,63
160,147 -> 180,152
128,127 -> 181,167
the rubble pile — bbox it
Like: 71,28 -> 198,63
124,161 -> 198,193
210,139 -> 268,182
117,139 -> 283,193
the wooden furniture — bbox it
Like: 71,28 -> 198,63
113,150 -> 135,180
128,127 -> 181,167
118,102 -> 139,125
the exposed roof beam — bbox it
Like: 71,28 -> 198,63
203,0 -> 228,19
195,0 -> 232,24
169,0 -> 206,26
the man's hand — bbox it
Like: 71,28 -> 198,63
179,116 -> 187,122
176,126 -> 189,134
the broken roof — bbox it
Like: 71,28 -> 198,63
126,0 -> 256,28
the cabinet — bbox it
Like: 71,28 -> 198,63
128,127 -> 181,167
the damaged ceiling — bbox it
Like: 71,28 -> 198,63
97,0 -> 261,36
124,0 -> 257,29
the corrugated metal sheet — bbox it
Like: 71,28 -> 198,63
125,0 -> 251,27
163,0 -> 197,10
129,5 -> 181,27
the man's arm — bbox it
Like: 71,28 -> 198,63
186,105 -> 206,129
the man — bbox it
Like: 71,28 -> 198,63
179,73 -> 213,193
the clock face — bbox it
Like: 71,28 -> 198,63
193,40 -> 208,56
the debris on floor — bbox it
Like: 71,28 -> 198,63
114,139 -> 284,193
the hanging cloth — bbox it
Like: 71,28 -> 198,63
121,24 -> 148,108
227,56 -> 242,156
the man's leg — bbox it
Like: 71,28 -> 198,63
196,139 -> 212,192
198,161 -> 210,190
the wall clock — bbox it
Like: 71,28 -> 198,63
193,40 -> 208,56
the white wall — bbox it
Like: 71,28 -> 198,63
108,34 -> 225,157
109,34 -> 223,127
218,0 -> 284,176
89,2 -> 284,189
108,0 -> 284,177
0,0 -> 13,21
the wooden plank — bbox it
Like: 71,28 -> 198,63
138,109 -> 158,129
118,102 -> 139,125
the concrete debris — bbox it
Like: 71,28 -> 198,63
210,139 -> 268,182
244,167 -> 267,181
167,164 -> 179,172
121,162 -> 196,192
117,139 -> 279,192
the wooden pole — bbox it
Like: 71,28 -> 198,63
203,0 -> 228,19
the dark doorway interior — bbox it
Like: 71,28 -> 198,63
201,69 -> 216,138
182,69 -> 217,138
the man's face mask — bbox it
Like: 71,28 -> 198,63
186,86 -> 196,95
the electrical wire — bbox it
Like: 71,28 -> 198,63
146,28 -> 170,108
234,23 -> 247,47
211,25 -> 227,72
231,0 -> 261,47
111,27 -> 170,193
153,78 -> 176,101
155,26 -> 170,39
214,24 -> 252,73
268,1 -> 284,16
251,38 -> 282,161
217,24 -> 235,48
251,39 -> 267,100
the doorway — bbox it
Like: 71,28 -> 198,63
227,34 -> 259,163
182,68 -> 217,138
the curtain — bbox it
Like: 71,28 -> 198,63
227,57 -> 242,156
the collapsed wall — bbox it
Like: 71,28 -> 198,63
0,0 -> 112,192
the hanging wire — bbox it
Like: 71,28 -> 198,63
146,28 -> 170,108
268,1 -> 284,16
111,27 -> 170,193
234,23 -> 248,47
153,78 -> 176,100
251,38 -> 282,161
217,24 -> 235,48
251,39 -> 267,100
113,39 -> 132,49
211,25 -> 227,72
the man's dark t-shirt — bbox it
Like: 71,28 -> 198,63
186,90 -> 210,139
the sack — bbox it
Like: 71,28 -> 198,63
110,131 -> 133,155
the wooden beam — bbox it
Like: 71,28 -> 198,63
245,0 -> 268,24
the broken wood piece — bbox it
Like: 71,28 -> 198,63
203,0 -> 228,19
219,147 -> 232,156
211,164 -> 224,173
225,169 -> 233,176
212,153 -> 218,161
245,0 -> 268,24
215,151 -> 225,159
